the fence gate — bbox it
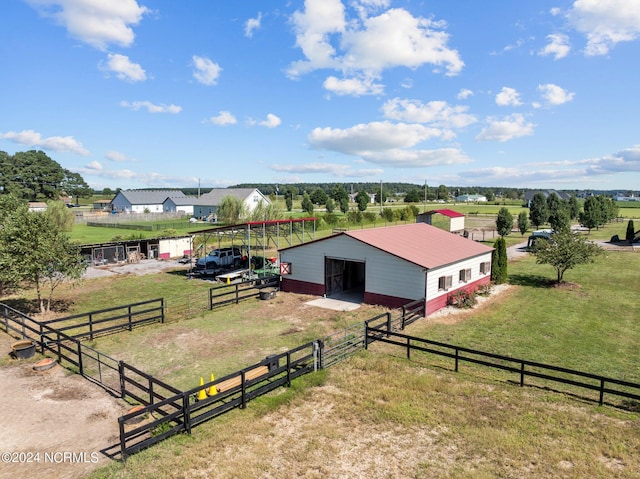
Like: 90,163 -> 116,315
79,345 -> 122,396
320,322 -> 366,369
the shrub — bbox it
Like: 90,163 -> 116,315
447,289 -> 477,309
626,220 -> 635,243
476,283 -> 493,296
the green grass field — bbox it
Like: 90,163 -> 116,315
78,248 -> 639,479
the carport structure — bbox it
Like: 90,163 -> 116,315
189,217 -> 317,260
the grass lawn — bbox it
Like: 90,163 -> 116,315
4,232 -> 639,477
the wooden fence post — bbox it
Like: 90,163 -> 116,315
89,313 -> 94,340
182,394 -> 192,435
77,340 -> 83,375
119,361 -> 126,399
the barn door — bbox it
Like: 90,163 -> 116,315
325,258 -> 345,296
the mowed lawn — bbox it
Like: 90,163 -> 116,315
18,246 -> 639,478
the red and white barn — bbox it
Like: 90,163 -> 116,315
279,223 -> 493,315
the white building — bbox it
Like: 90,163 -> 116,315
280,223 -> 493,315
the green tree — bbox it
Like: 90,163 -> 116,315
374,188 -> 388,206
626,219 -> 636,243
309,187 -> 328,205
61,170 -> 92,204
218,195 -> 244,223
517,211 -> 529,237
0,150 -> 88,201
45,200 -> 75,232
285,196 -> 293,212
355,190 -> 369,212
548,205 -> 570,232
579,196 -> 602,232
568,196 -> 580,220
0,195 -> 29,296
495,207 -> 514,237
247,200 -> 282,222
0,204 -> 86,312
339,197 -> 349,214
491,237 -> 508,284
404,189 -> 421,203
325,198 -> 335,214
532,230 -> 602,283
436,184 -> 449,201
330,185 -> 349,204
529,192 -> 549,229
381,207 -> 396,222
301,192 -> 314,215
485,190 -> 495,202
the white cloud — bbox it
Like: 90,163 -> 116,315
120,101 -> 181,114
361,148 -> 472,167
309,121 -> 442,154
0,129 -> 89,155
192,55 -> 222,86
245,12 -> 262,38
25,0 -> 149,50
539,33 -> 571,59
476,114 -> 535,142
455,144 -> 640,186
381,98 -> 477,128
457,88 -> 473,100
287,1 -> 463,83
206,111 -> 237,126
101,53 -> 147,82
495,87 -> 522,106
259,114 -> 282,128
105,151 -> 132,162
323,75 -> 384,96
537,83 -> 575,106
306,121 -> 471,167
86,160 -> 103,170
568,0 -> 640,55
270,162 -> 383,177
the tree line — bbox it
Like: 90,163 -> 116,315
0,150 -> 92,203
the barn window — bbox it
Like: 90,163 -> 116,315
459,268 -> 472,283
479,261 -> 491,274
438,275 -> 452,291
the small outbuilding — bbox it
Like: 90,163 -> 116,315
279,223 -> 493,315
417,209 -> 465,233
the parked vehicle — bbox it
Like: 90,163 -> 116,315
194,247 -> 244,275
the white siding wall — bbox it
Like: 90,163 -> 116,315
131,204 -> 163,213
426,252 -> 492,301
450,216 -> 465,231
159,237 -> 192,258
281,235 -> 426,300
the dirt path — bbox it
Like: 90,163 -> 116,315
0,334 -> 128,479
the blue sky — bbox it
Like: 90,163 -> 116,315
1,0 -> 639,191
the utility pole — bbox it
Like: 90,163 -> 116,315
380,180 -> 383,214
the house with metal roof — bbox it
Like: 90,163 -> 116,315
163,196 -> 195,215
111,190 -> 187,213
279,223 -> 493,315
417,209 -> 465,233
193,188 -> 270,220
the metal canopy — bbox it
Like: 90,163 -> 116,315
189,217 -> 317,259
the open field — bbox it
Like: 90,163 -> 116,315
3,240 -> 639,477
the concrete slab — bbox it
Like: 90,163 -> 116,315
306,297 -> 361,312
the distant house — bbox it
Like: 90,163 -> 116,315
456,194 -> 487,203
280,223 -> 493,315
417,209 -> 465,233
193,188 -> 270,220
28,202 -> 48,212
111,190 -> 187,213
93,199 -> 112,211
524,190 -> 571,207
614,193 -> 640,202
348,192 -> 377,204
163,196 -> 195,216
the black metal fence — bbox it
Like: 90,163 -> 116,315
209,274 -> 280,309
118,341 -> 319,458
364,321 -> 640,408
40,299 -> 164,340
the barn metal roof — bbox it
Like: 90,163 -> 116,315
344,223 -> 493,270
422,209 -> 465,218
